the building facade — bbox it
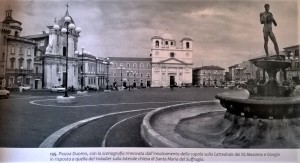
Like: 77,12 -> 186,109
76,53 -> 106,90
150,30 -> 193,87
24,32 -> 49,89
0,8 -> 36,88
284,45 -> 300,83
228,61 -> 259,82
193,65 -> 224,86
42,9 -> 81,89
109,57 -> 152,88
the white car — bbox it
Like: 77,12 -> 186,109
19,85 -> 31,91
50,86 -> 66,93
0,86 -> 10,98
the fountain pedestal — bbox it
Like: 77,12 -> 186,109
253,60 -> 291,96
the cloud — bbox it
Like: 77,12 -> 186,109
0,0 -> 298,71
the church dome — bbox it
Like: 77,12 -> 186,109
56,11 -> 76,28
160,30 -> 175,40
53,8 -> 80,36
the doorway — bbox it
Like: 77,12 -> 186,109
147,80 -> 151,87
63,72 -> 67,87
170,76 -> 175,86
35,80 -> 38,89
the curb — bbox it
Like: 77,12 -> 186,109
140,101 -> 220,147
39,108 -> 154,148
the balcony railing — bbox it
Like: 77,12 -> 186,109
6,69 -> 34,74
32,73 -> 43,77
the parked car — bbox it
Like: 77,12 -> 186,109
0,86 -> 10,99
50,86 -> 66,93
85,85 -> 97,91
19,84 -> 31,91
6,84 -> 20,91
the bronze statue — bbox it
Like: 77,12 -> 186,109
260,4 -> 280,60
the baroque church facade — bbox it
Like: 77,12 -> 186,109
150,30 -> 193,87
43,8 -> 80,88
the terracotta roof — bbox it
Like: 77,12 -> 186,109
193,65 -> 225,70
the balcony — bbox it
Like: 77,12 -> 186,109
32,73 -> 43,78
6,69 -> 34,75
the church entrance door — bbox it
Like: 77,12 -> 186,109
170,76 -> 175,86
63,72 -> 67,87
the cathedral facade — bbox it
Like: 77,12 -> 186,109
151,30 -> 193,87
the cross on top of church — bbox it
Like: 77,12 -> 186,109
65,2 -> 70,16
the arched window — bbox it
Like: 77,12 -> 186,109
186,42 -> 190,49
170,52 -> 175,57
155,41 -> 159,48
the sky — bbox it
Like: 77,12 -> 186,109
0,0 -> 299,70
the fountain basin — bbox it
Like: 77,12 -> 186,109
141,100 -> 300,148
216,89 -> 300,119
253,60 -> 291,71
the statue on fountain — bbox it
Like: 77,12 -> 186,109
260,4 -> 280,60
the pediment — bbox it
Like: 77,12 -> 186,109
164,59 -> 183,64
158,58 -> 186,64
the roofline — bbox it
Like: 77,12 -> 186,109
193,65 -> 225,70
23,33 -> 49,39
283,45 -> 299,49
108,57 -> 151,61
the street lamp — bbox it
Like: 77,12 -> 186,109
285,52 -> 294,61
117,65 -> 125,87
127,69 -> 133,91
103,58 -> 113,91
75,46 -> 85,92
53,16 -> 81,97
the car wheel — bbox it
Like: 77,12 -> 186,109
5,94 -> 9,99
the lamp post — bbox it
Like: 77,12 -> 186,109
103,58 -> 113,91
117,65 -> 125,87
127,69 -> 133,91
20,66 -> 23,85
133,71 -> 137,88
75,47 -> 85,92
285,53 -> 294,80
53,16 -> 81,97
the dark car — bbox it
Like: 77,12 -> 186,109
85,85 -> 97,91
6,84 -> 20,91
